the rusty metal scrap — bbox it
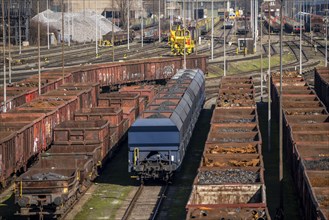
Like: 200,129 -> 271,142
207,144 -> 257,154
228,159 -> 260,167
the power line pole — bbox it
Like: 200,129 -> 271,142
211,0 -> 214,60
267,1 -> 271,152
47,0 -> 50,49
68,0 -> 70,47
183,0 -> 186,69
299,3 -> 302,75
18,1 -> 21,54
141,0 -> 144,48
279,0 -> 284,216
37,0 -> 41,95
8,0 -> 11,84
224,10 -> 226,76
2,0 -> 7,112
260,5 -> 263,101
112,0 -> 115,61
195,0 -> 198,55
325,9 -> 328,67
61,0 -> 65,84
95,0 -> 98,56
128,0 -> 130,50
158,0 -> 161,43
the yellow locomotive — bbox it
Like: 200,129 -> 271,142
169,25 -> 195,56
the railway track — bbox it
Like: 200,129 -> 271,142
122,184 -> 168,220
285,41 -> 309,63
0,42 -> 170,85
302,33 -> 329,60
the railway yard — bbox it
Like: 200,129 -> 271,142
0,4 -> 329,220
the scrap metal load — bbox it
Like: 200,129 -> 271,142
186,76 -> 269,219
0,57 -> 207,217
271,70 -> 329,220
128,69 -> 205,182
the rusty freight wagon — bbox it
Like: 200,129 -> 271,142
271,71 -> 329,220
186,76 -> 270,220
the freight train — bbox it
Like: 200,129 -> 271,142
0,56 -> 208,191
128,69 -> 205,182
271,69 -> 329,220
143,26 -> 161,43
13,84 -> 150,217
186,76 -> 269,219
130,17 -> 159,31
99,30 -> 135,47
13,83 -> 160,217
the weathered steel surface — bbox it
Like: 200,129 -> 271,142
74,107 -> 124,149
53,120 -> 109,157
1,56 -> 206,113
315,67 -> 329,111
186,76 -> 269,219
271,71 -> 329,220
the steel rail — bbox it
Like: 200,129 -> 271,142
121,184 -> 144,220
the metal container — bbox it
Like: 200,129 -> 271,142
202,153 -> 263,168
315,67 -> 329,110
211,107 -> 257,124
209,123 -> 259,133
186,207 -> 269,220
0,130 -> 17,187
53,120 -> 109,158
74,107 -> 124,146
74,107 -> 123,127
14,97 -> 79,146
14,76 -> 62,95
0,87 -> 39,112
43,86 -> 93,109
44,144 -> 102,169
60,83 -> 100,107
285,115 -> 329,124
207,131 -> 261,144
14,155 -> 90,215
0,113 -> 46,154
72,56 -> 207,87
119,85 -> 157,103
121,107 -> 137,127
204,142 -> 261,155
186,184 -> 267,208
98,92 -> 140,108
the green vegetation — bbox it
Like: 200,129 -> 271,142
74,184 -> 133,220
207,53 -> 296,77
74,140 -> 137,220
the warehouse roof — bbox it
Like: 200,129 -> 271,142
31,9 -> 122,43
